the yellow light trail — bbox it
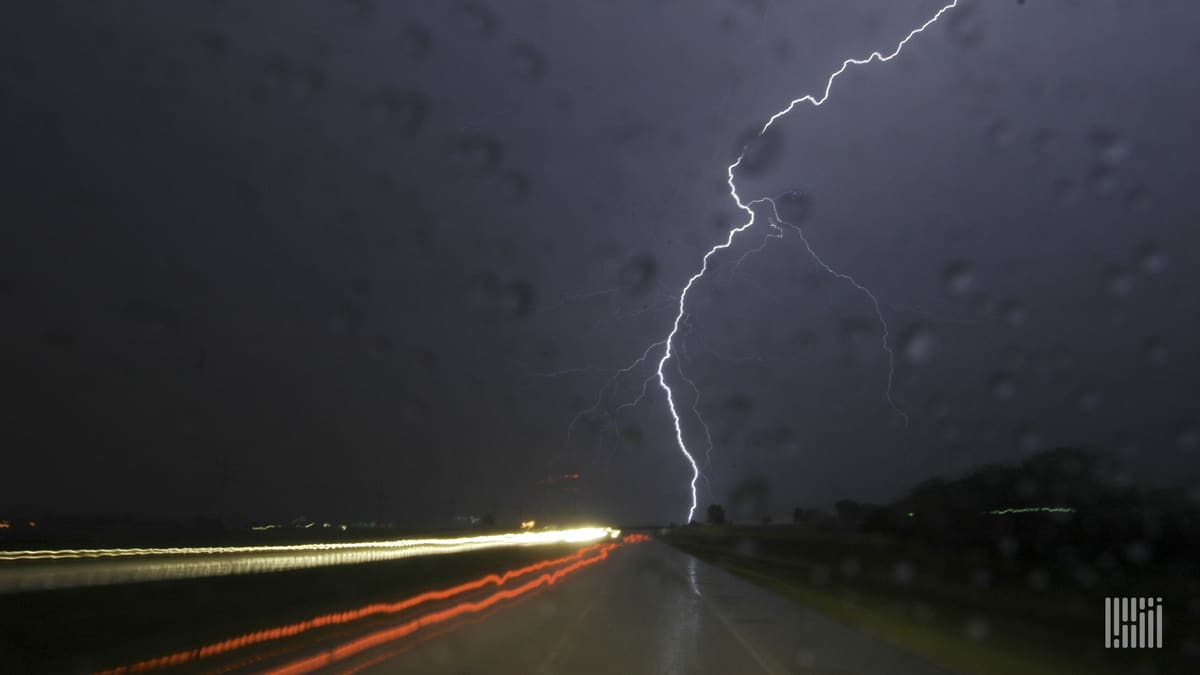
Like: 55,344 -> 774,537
0,527 -> 618,593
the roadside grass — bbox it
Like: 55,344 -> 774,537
664,527 -> 1184,675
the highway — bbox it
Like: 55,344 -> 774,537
349,539 -> 952,675
31,535 -> 955,674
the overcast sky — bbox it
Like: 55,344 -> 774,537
2,0 -> 1198,525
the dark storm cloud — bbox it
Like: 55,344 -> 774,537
1,1 -> 1198,525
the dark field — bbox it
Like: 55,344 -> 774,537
663,519 -> 1197,675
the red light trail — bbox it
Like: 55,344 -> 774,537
96,535 -> 648,675
265,541 -> 626,675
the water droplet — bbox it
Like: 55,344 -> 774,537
619,254 -> 657,294
942,260 -> 974,297
1051,176 -> 1080,204
1016,478 -> 1036,499
1089,165 -> 1118,196
838,316 -> 873,355
841,557 -> 861,578
1027,569 -> 1050,591
990,372 -> 1016,401
350,276 -> 374,298
717,12 -> 740,33
945,4 -> 985,49
1178,423 -> 1200,452
1078,390 -> 1101,413
792,649 -> 816,669
467,274 -> 535,320
334,300 -> 362,330
620,424 -> 643,446
970,567 -> 991,589
399,24 -> 432,59
198,31 -> 231,61
1124,184 -> 1151,212
939,421 -> 961,443
503,282 -> 535,318
773,190 -> 812,226
510,43 -> 546,80
345,0 -> 375,18
536,599 -> 558,619
301,66 -> 327,95
115,302 -> 180,342
1051,345 -> 1073,369
40,328 -> 79,354
734,125 -> 783,176
415,349 -> 438,371
986,119 -> 1016,148
1104,265 -> 1134,298
265,55 -> 325,97
924,395 -> 950,419
1030,127 -> 1059,155
965,617 -> 990,641
771,36 -> 793,63
722,394 -> 753,425
369,89 -> 427,135
902,326 -> 936,365
413,221 -> 434,252
451,133 -> 503,171
452,1 -> 498,37
1073,565 -> 1098,588
1017,425 -> 1043,453
495,169 -> 531,201
1138,242 -> 1167,274
371,335 -> 395,357
1123,541 -> 1151,565
233,180 -> 261,209
996,536 -> 1019,558
1000,299 -> 1026,326
1143,336 -> 1168,366
1092,128 -> 1132,167
802,271 -> 829,293
791,330 -> 817,350
1001,345 -> 1028,371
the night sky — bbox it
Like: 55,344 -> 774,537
2,0 -> 1198,526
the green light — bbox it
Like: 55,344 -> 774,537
986,507 -> 1075,515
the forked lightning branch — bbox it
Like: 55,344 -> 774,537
649,1 -> 964,522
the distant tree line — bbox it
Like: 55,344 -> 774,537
694,447 -> 1200,565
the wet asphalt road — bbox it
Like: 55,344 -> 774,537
358,541 -> 953,675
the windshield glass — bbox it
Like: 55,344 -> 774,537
1,2 -> 1196,674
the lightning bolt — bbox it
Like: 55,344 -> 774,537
656,1 -> 962,523
766,199 -> 908,428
